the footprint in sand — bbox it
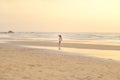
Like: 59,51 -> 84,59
97,74 -> 103,78
28,64 -> 35,67
22,76 -> 30,79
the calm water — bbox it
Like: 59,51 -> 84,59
1,32 -> 120,39
0,32 -> 120,45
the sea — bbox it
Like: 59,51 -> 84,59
1,32 -> 120,40
0,32 -> 120,45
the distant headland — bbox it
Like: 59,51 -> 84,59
8,30 -> 14,33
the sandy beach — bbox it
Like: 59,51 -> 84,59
1,0 -> 120,79
0,41 -> 120,80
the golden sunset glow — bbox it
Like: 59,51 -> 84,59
0,0 -> 120,32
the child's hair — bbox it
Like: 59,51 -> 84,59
58,35 -> 61,37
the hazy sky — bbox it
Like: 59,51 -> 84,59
0,0 -> 120,32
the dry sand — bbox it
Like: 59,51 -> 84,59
0,43 -> 120,80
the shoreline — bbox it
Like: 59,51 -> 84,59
7,40 -> 120,61
0,41 -> 120,63
1,42 -> 120,63
0,43 -> 120,80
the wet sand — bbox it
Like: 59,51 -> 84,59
9,40 -> 120,61
0,42 -> 120,80
11,40 -> 120,50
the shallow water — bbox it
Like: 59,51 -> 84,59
23,45 -> 120,61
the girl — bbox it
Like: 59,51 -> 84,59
58,35 -> 62,50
